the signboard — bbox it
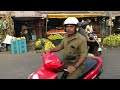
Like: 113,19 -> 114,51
47,13 -> 104,18
14,11 -> 42,17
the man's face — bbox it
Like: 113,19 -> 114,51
65,25 -> 76,35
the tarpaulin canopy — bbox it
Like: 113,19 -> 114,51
47,13 -> 104,18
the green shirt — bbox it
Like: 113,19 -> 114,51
58,33 -> 88,62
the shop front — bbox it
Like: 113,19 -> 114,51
46,13 -> 106,38
0,12 -> 46,53
12,17 -> 45,40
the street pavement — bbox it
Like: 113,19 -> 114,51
100,46 -> 120,79
0,46 -> 120,79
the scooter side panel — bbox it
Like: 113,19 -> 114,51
28,66 -> 58,79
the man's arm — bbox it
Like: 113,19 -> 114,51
50,46 -> 62,52
74,38 -> 88,68
73,57 -> 87,69
50,39 -> 64,52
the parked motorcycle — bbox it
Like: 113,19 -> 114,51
28,52 -> 103,79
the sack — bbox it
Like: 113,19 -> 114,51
2,34 -> 13,44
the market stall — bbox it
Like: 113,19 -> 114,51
0,13 -> 15,51
46,13 -> 105,38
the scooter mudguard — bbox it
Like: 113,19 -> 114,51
28,66 -> 58,79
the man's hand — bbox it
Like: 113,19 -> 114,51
45,49 -> 51,53
67,66 -> 76,73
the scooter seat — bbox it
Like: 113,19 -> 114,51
78,57 -> 98,79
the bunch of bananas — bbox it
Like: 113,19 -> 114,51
44,41 -> 55,51
35,39 -> 41,48
47,33 -> 64,40
35,38 -> 55,53
16,37 -> 26,40
47,35 -> 56,40
102,34 -> 120,47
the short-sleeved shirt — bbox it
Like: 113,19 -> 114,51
58,33 -> 88,62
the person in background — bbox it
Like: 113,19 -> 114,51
41,23 -> 46,38
78,21 -> 99,55
21,24 -> 29,42
35,22 -> 46,39
85,22 -> 93,34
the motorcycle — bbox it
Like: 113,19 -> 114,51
88,32 -> 102,56
28,52 -> 103,79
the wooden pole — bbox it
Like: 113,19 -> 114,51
109,12 -> 112,35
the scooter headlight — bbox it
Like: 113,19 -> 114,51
32,74 -> 39,79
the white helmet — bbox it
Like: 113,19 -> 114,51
63,17 -> 79,26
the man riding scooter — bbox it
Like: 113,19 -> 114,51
47,17 -> 88,79
78,21 -> 99,56
28,17 -> 103,79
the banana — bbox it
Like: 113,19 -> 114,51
102,34 -> 120,47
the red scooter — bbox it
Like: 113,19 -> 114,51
28,52 -> 103,79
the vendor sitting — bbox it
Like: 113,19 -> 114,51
20,24 -> 29,42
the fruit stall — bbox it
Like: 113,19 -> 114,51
45,13 -> 105,45
18,13 -> 106,52
0,13 -> 15,52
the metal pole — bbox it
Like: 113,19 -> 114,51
45,16 -> 48,38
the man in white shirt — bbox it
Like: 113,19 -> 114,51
85,22 -> 93,33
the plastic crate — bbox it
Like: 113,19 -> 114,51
19,44 -> 27,49
11,44 -> 19,50
19,48 -> 27,54
32,35 -> 36,41
18,40 -> 26,45
19,42 -> 27,54
10,40 -> 19,54
11,48 -> 19,54
11,40 -> 19,46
